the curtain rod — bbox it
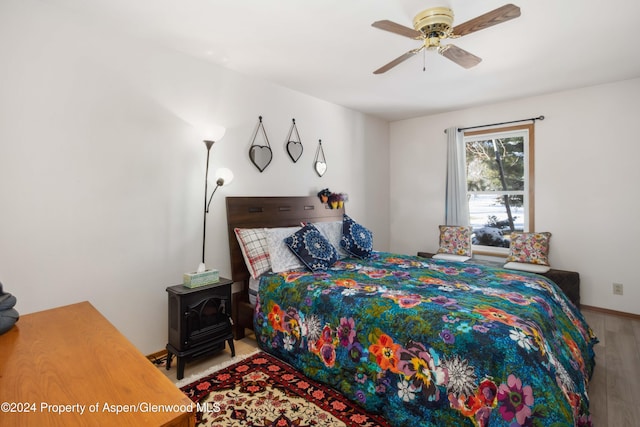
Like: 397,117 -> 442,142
444,115 -> 545,133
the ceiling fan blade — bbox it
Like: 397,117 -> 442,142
439,44 -> 482,69
452,3 -> 521,37
371,20 -> 422,39
373,49 -> 421,74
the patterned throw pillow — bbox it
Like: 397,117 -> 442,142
505,232 -> 552,266
234,228 -> 271,279
436,225 -> 472,257
285,224 -> 338,271
310,221 -> 350,259
340,214 -> 373,259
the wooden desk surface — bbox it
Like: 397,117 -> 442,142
0,301 -> 194,427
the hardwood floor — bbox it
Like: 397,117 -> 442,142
159,334 -> 259,384
161,310 -> 639,426
582,308 -> 640,427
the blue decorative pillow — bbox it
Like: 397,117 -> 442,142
285,224 -> 338,271
340,214 -> 373,259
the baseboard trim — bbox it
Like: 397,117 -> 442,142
581,304 -> 640,320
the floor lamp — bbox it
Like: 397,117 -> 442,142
183,129 -> 233,288
199,137 -> 234,273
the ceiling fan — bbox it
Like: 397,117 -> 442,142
371,3 -> 520,74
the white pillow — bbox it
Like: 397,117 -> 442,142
265,227 -> 305,273
311,221 -> 349,259
432,253 -> 471,262
503,261 -> 551,273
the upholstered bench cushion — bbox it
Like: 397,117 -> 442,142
417,252 -> 580,308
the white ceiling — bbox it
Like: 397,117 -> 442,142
46,0 -> 640,121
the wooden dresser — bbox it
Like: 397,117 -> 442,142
0,301 -> 194,427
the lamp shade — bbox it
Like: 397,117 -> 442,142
214,168 -> 234,186
203,125 -> 226,143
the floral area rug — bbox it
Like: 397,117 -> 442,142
179,351 -> 390,427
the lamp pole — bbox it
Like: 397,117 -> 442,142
202,140 -> 215,265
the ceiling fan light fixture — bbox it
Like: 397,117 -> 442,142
412,7 -> 454,37
371,4 -> 520,73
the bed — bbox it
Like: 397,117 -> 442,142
226,196 -> 597,426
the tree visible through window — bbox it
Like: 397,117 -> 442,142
464,124 -> 534,253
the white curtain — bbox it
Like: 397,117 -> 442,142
445,127 -> 469,226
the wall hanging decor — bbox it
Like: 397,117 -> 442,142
286,118 -> 303,163
249,116 -> 273,173
314,139 -> 327,177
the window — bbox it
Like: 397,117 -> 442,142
464,124 -> 534,255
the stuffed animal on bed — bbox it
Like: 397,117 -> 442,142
0,281 -> 19,335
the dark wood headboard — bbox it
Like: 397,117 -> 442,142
226,196 -> 345,284
225,196 -> 345,339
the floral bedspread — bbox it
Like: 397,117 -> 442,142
253,252 -> 597,427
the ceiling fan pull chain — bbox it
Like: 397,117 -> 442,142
423,49 -> 426,71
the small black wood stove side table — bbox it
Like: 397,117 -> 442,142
166,278 -> 235,380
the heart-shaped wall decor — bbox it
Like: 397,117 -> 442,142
287,140 -> 303,163
313,139 -> 327,177
285,118 -> 304,163
315,161 -> 327,177
249,116 -> 273,173
250,145 -> 273,172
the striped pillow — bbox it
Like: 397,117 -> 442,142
234,228 -> 271,279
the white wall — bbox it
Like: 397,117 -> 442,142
390,77 -> 640,315
0,0 -> 390,354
